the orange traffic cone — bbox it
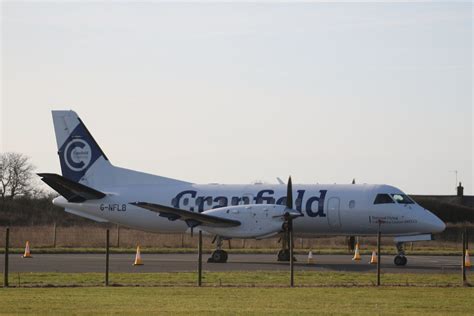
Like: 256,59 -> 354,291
307,250 -> 315,264
133,245 -> 143,266
22,241 -> 32,258
465,249 -> 471,268
352,243 -> 361,261
369,250 -> 377,264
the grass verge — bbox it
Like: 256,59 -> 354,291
1,271 -> 468,288
0,286 -> 473,315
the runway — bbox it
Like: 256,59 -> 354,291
1,253 -> 464,274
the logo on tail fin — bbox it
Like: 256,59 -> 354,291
64,139 -> 92,172
56,115 -> 107,182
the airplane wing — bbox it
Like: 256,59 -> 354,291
131,202 -> 241,228
38,173 -> 106,203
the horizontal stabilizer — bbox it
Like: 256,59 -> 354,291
131,202 -> 241,228
38,173 -> 106,203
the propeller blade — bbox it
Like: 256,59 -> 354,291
286,176 -> 293,209
280,176 -> 303,220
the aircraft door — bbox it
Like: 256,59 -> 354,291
327,197 -> 342,228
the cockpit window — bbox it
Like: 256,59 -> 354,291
391,194 -> 414,204
374,194 -> 395,204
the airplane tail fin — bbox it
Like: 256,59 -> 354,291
53,110 -> 110,183
51,110 -> 191,188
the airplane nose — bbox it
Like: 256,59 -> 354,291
427,212 -> 446,233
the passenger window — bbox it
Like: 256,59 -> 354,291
349,200 -> 356,209
374,194 -> 395,204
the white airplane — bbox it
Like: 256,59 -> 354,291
39,110 -> 446,266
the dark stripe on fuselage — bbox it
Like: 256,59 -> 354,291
171,189 -> 328,217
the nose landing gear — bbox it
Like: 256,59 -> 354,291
394,242 -> 407,266
394,255 -> 407,266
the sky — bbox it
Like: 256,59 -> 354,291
1,1 -> 472,195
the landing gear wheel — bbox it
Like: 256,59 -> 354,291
208,250 -> 228,263
394,255 -> 407,266
277,249 -> 297,262
277,249 -> 290,261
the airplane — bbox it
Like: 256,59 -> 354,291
39,110 -> 446,266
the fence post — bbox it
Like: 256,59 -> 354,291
4,227 -> 9,288
53,222 -> 57,248
290,220 -> 294,287
198,230 -> 202,287
462,229 -> 466,285
116,225 -> 120,248
105,229 -> 110,286
377,221 -> 381,286
466,228 -> 469,251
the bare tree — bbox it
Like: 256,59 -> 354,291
0,152 -> 36,201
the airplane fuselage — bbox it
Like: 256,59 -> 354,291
54,182 -> 445,238
42,110 -> 447,265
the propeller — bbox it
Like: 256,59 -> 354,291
284,176 -> 297,287
286,176 -> 293,209
283,176 -> 303,220
283,176 -> 296,231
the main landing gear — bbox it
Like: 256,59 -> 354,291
277,249 -> 292,262
394,242 -> 408,266
277,230 -> 296,262
207,236 -> 228,263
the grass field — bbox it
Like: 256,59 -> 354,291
1,272 -> 472,314
1,286 -> 473,315
1,271 -> 469,287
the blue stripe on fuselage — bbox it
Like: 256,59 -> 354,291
171,189 -> 328,217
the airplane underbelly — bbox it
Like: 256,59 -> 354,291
71,201 -> 188,233
112,206 -> 188,233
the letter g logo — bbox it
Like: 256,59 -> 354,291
64,139 -> 92,172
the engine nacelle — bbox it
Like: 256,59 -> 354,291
200,204 -> 288,239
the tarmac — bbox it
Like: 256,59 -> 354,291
1,253 -> 465,274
